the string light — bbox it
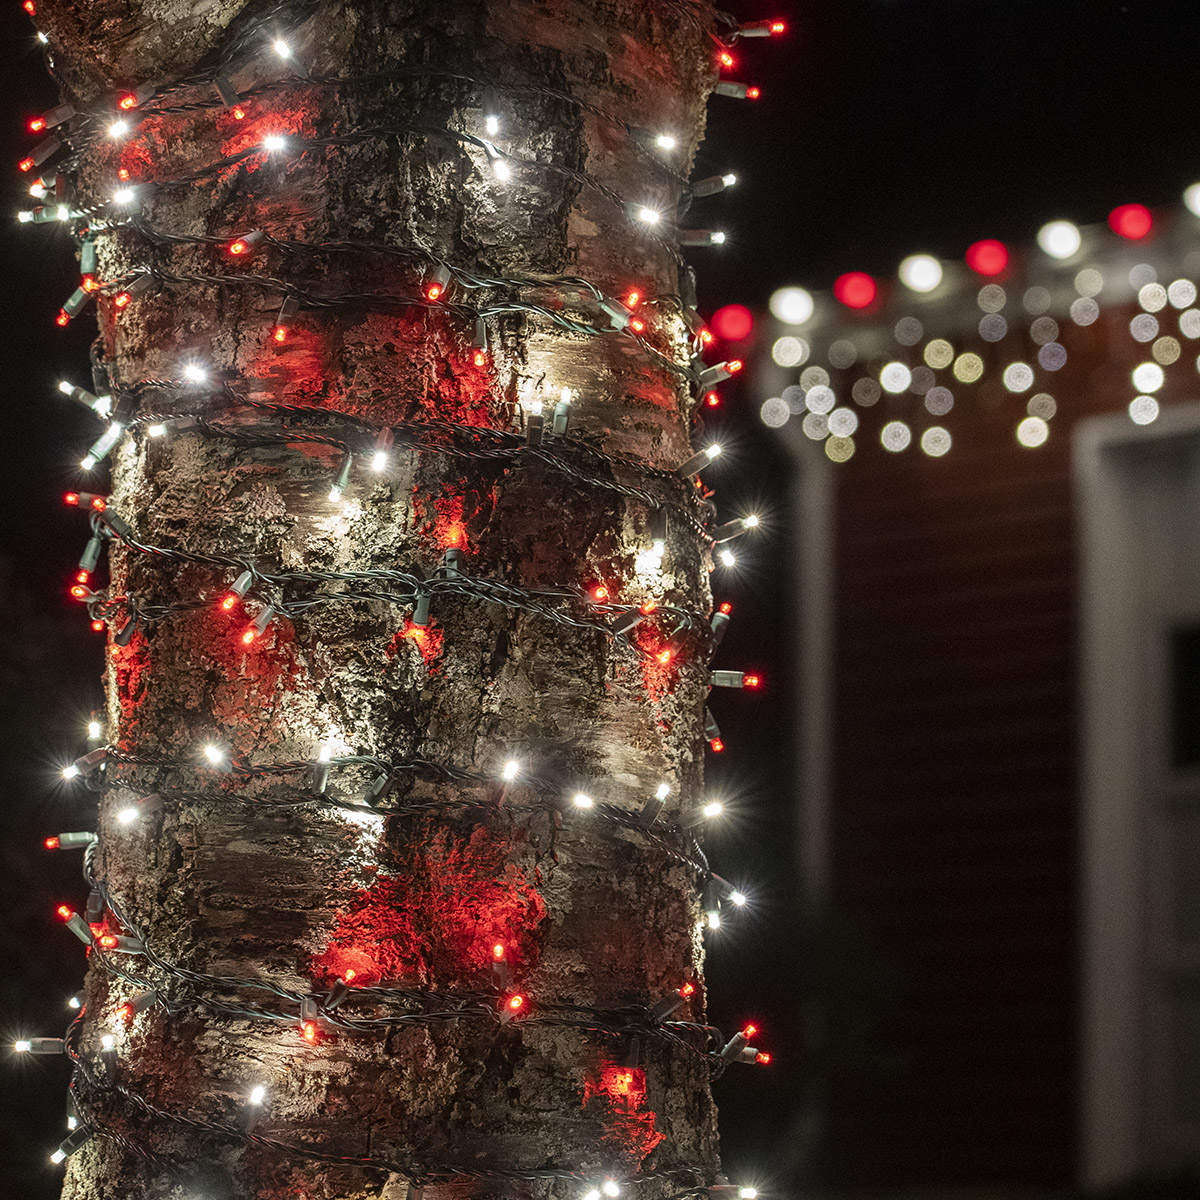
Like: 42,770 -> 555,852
13,5 -> 781,1188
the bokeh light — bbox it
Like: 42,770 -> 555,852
898,254 -> 943,293
1138,283 -> 1167,312
1037,220 -> 1081,260
834,272 -> 877,309
1153,336 -> 1181,365
1003,363 -> 1035,393
825,436 -> 855,462
1109,203 -> 1153,240
925,386 -> 954,415
769,286 -> 814,325
880,362 -> 912,394
771,336 -> 809,367
1169,280 -> 1197,309
924,339 -> 954,369
1016,417 -> 1049,447
1129,395 -> 1159,425
852,378 -> 881,406
1185,183 -> 1200,217
953,352 -> 984,382
921,426 -> 952,457
881,421 -> 912,452
711,304 -> 754,341
828,407 -> 859,437
965,239 -> 1008,276
805,385 -> 835,414
1132,362 -> 1164,392
1028,393 -> 1056,419
760,397 -> 789,427
1070,297 -> 1100,326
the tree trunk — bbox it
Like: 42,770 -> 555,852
35,1 -> 732,1196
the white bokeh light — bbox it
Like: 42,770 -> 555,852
1129,395 -> 1160,425
880,362 -> 912,394
1002,363 -> 1035,393
1037,220 -> 1081,260
1016,417 -> 1049,448
898,254 -> 943,293
771,336 -> 809,367
760,397 -> 789,428
880,421 -> 912,452
1185,183 -> 1200,217
1132,362 -> 1165,392
920,426 -> 952,457
769,286 -> 814,325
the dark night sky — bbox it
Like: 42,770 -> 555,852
2,1 -> 1199,1195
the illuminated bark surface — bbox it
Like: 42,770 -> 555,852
40,1 -> 725,1197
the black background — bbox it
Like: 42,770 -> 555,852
2,1 -> 1199,1194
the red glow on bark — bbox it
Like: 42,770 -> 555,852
311,826 -> 546,987
583,1063 -> 664,1162
301,1020 -> 319,1043
231,106 -> 246,120
389,619 -> 444,665
679,981 -> 695,998
637,625 -> 675,701
492,941 -> 506,960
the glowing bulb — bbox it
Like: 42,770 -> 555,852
100,1034 -> 115,1051
112,188 -> 134,204
706,443 -> 722,460
328,485 -> 342,503
502,759 -> 519,781
203,744 -> 224,764
731,891 -> 747,906
584,1190 -> 601,1200
602,1183 -> 620,1198
183,364 -> 207,383
898,253 -> 942,293
710,231 -> 727,244
273,37 -> 290,56
655,134 -> 677,150
249,1085 -> 266,1105
637,207 -> 660,225
1037,220 -> 1081,260
13,1040 -> 31,1053
147,424 -> 166,437
485,114 -> 500,135
50,1150 -> 66,1164
707,911 -> 720,929
68,996 -> 81,1010
262,135 -> 286,151
108,120 -> 129,138
719,549 -> 736,567
371,450 -> 388,472
743,514 -> 759,528
573,792 -> 594,809
702,800 -> 723,819
493,158 -> 512,182
722,173 -> 737,187
62,764 -> 80,780
739,1189 -> 758,1198
116,806 -> 138,825
655,782 -> 671,801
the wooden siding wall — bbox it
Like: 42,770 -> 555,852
819,296 -> 1163,1189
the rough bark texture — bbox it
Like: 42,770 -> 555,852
41,1 -> 724,1198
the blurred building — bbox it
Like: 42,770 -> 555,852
758,198 -> 1200,1195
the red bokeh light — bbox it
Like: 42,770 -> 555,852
833,271 -> 877,309
711,304 -> 754,342
1109,203 -> 1153,240
965,239 -> 1008,277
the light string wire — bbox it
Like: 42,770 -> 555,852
21,0 -> 770,1191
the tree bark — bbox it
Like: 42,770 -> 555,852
35,1 -> 728,1197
